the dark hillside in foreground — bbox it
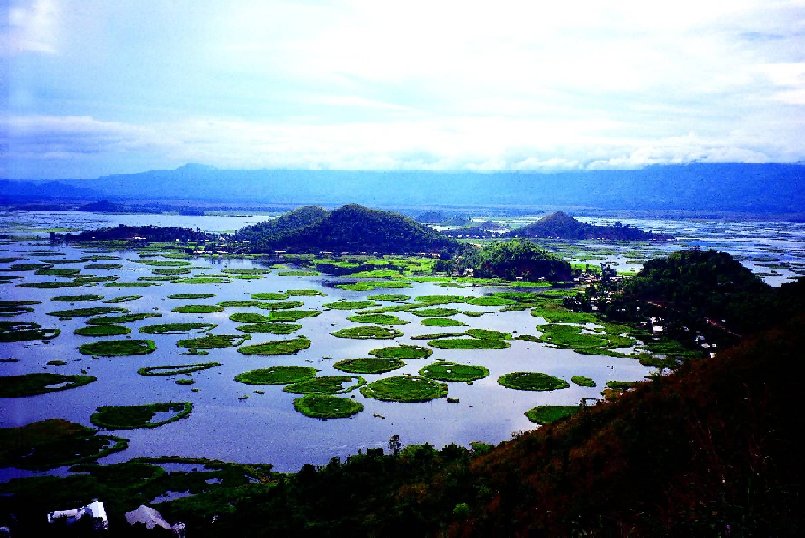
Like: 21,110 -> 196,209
235,204 -> 462,254
459,316 -> 804,536
4,163 -> 803,214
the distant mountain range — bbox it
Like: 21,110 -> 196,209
2,163 -> 803,214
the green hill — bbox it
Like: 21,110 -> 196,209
442,239 -> 573,282
235,204 -> 461,255
606,249 -> 782,341
235,206 -> 328,252
507,211 -> 671,240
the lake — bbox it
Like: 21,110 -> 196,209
1,211 -> 802,479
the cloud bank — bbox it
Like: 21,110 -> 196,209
3,0 -> 804,178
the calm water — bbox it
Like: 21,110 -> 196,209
1,211 -> 801,479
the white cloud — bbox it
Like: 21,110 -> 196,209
3,1 -> 804,177
4,113 -> 792,178
6,0 -> 60,55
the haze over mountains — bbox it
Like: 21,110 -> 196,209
2,163 -> 803,214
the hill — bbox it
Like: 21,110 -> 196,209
4,163 -> 803,214
440,239 -> 573,282
234,204 -> 461,255
506,211 -> 671,240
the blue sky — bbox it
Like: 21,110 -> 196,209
2,0 -> 804,178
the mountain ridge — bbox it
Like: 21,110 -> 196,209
2,163 -> 803,214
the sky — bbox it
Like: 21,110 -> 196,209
2,0 -> 804,178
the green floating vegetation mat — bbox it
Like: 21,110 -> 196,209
74,324 -> 131,337
235,322 -> 302,334
234,366 -> 318,385
411,307 -> 460,318
87,312 -> 162,324
79,339 -> 156,356
138,362 -> 222,376
283,375 -> 366,394
0,419 -> 128,469
347,313 -> 409,325
323,300 -> 379,310
367,293 -> 410,302
90,402 -> 193,429
537,323 -> 635,357
369,344 -> 432,359
46,306 -> 128,319
331,325 -> 403,340
0,373 -> 97,398
421,317 -> 467,327
293,395 -> 364,419
0,300 -> 40,317
419,362 -> 489,382
140,322 -> 217,334
168,293 -> 216,299
51,294 -> 104,302
0,321 -> 60,342
176,334 -> 250,349
571,375 -> 596,387
360,376 -> 448,402
172,304 -> 225,313
251,292 -> 289,300
336,280 -> 412,291
237,336 -> 311,356
498,372 -> 570,391
103,295 -> 142,303
286,289 -> 326,296
525,405 -> 581,424
333,358 -> 405,374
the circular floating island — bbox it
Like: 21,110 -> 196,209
334,358 -> 405,374
293,395 -> 364,419
498,372 -> 570,391
419,362 -> 489,383
360,376 -> 448,402
234,366 -> 318,385
331,325 -> 403,340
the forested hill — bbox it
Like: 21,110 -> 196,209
507,211 -> 671,240
234,204 -> 461,254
